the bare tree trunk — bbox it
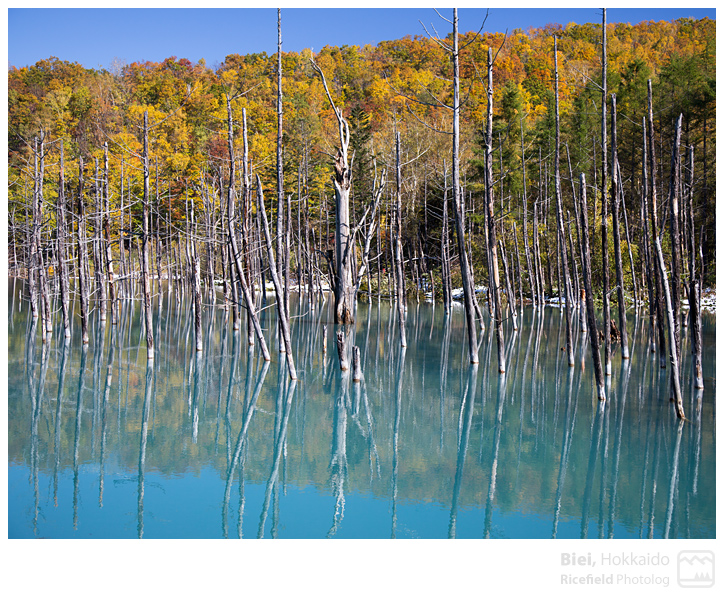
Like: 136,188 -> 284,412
641,118 -> 657,353
600,9 -> 611,375
141,111 -> 155,361
618,161 -> 638,308
257,175 -> 297,380
542,168 -> 554,299
336,330 -> 348,371
57,140 -> 71,339
652,236 -> 685,420
241,108 -> 257,344
554,37 -> 574,366
37,133 -> 53,340
565,144 -> 586,331
647,80 -> 667,368
353,166 -> 386,300
521,121 -> 535,307
566,212 -> 580,312
285,189 -> 291,318
193,243 -> 203,352
77,158 -> 90,345
686,145 -> 703,390
441,166 -> 452,315
276,9 -> 287,328
189,197 -> 203,353
118,163 -> 127,298
168,183 -> 174,294
352,346 -> 362,382
39,235 -> 52,343
311,59 -> 355,325
93,158 -> 107,323
225,98 -> 271,361
485,47 -> 504,373
103,143 -> 117,326
394,132 -> 407,348
610,94 -> 629,360
154,163 -> 163,293
513,222 -> 524,311
29,134 -> 42,320
667,113 -> 684,376
691,278 -> 704,390
34,133 -> 52,340
534,151 -> 545,306
389,192 -> 398,305
499,238 -> 517,331
579,174 -> 606,401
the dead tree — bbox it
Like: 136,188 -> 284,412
521,124 -> 536,307
241,107 -> 257,344
485,47 -> 504,372
610,94 -> 629,360
394,132 -> 407,348
191,201 -> 203,353
57,140 -> 71,339
418,9 -> 481,363
641,118 -> 657,352
667,114 -> 684,375
103,143 -> 117,326
310,59 -> 356,325
93,158 -> 107,323
225,97 -> 271,362
77,157 -> 90,345
533,151 -> 545,306
512,222 -> 524,311
311,60 -> 390,327
441,166 -> 452,314
647,80 -> 667,368
499,238 -> 517,331
617,160 -> 638,308
34,132 -> 53,340
353,165 -> 386,299
600,9 -> 612,375
579,174 -> 606,401
276,9 -> 288,325
690,277 -> 704,390
652,235 -> 685,420
686,145 -> 703,390
336,330 -> 348,371
554,37 -> 574,367
141,111 -> 155,361
28,133 -> 44,321
257,175 -> 298,380
565,143 -> 587,331
352,346 -> 362,382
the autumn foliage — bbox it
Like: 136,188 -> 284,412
7,15 -> 716,288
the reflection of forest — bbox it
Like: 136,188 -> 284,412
8,286 -> 716,538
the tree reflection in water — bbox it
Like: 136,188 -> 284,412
8,287 -> 717,539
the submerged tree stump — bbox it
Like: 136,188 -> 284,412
336,331 -> 348,371
352,346 -> 362,382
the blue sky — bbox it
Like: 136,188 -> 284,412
6,4 -> 717,71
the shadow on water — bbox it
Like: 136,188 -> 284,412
8,282 -> 716,539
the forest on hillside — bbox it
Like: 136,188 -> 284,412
7,11 -> 715,384
6,10 -> 718,549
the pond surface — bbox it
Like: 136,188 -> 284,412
7,279 -> 716,539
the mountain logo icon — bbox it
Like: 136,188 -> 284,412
678,551 -> 714,588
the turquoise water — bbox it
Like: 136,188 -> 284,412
7,280 -> 716,538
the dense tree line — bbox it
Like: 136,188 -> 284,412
7,12 -> 715,400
